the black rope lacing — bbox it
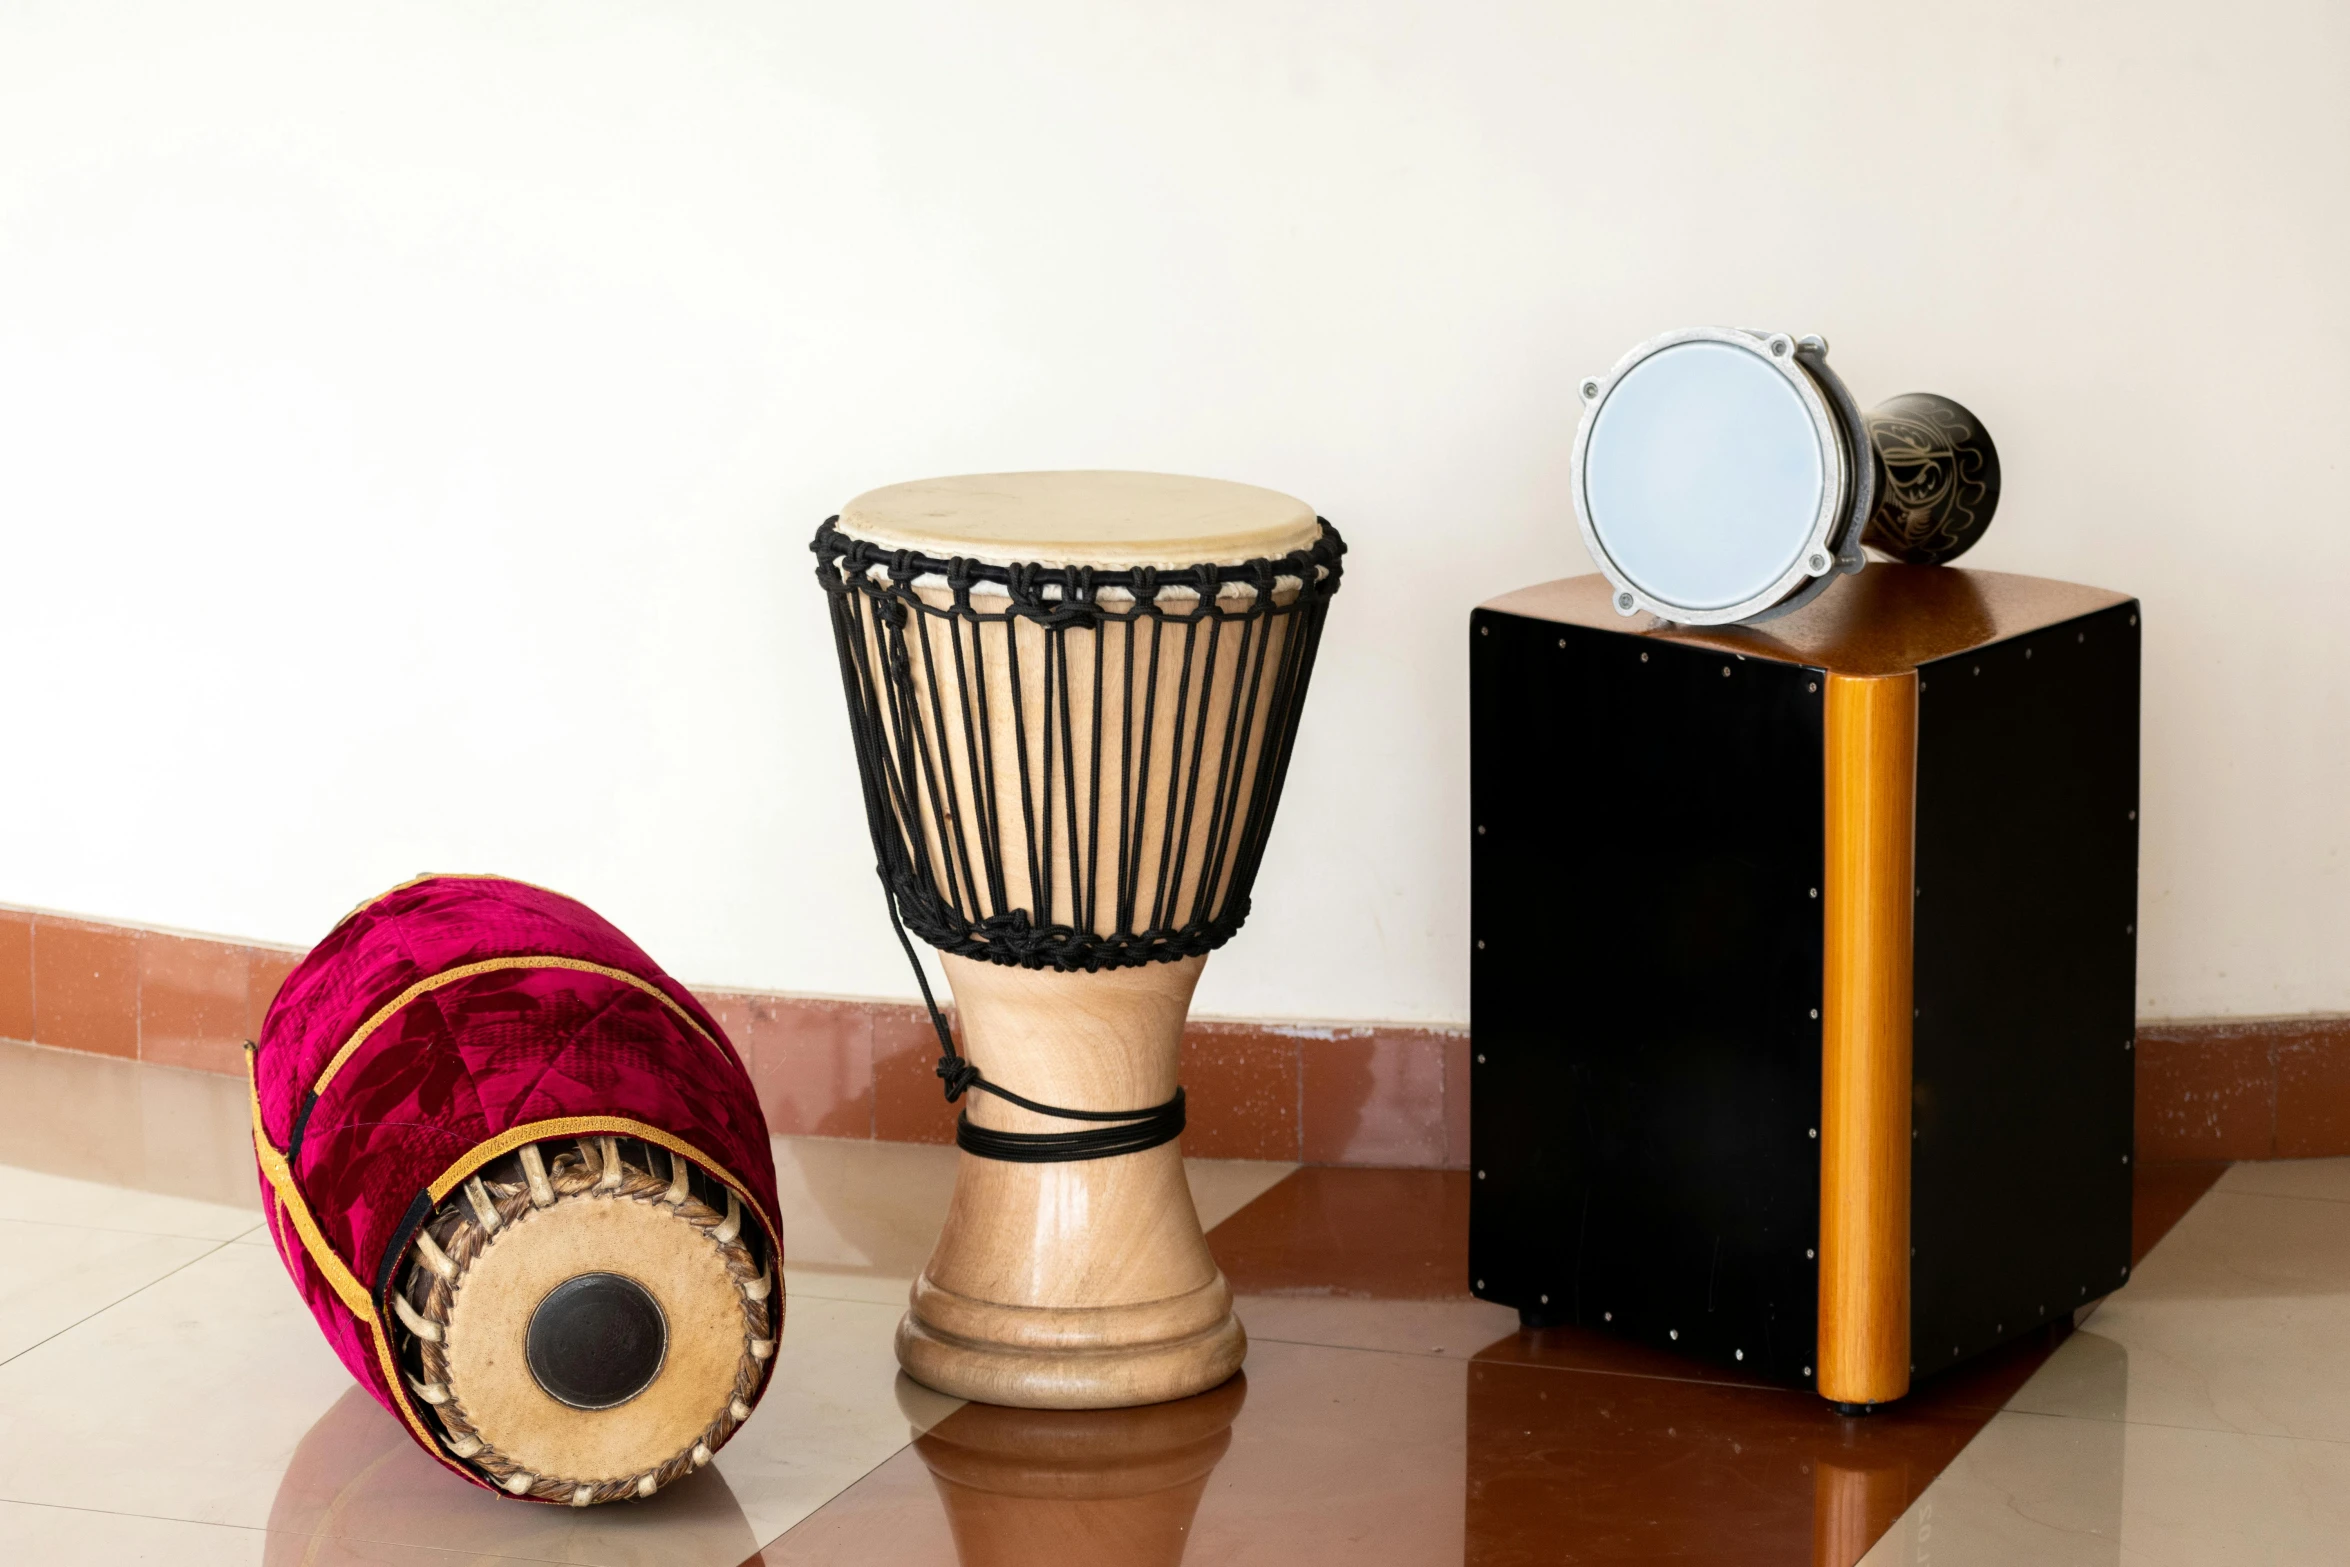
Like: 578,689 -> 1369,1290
815,515 -> 1344,1163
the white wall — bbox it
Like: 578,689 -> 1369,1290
2,0 -> 2343,1024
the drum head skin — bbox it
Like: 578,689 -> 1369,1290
416,1136 -> 774,1502
836,471 -> 1323,569
1572,327 -> 1867,626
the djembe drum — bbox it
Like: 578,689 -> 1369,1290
813,471 -> 1344,1407
247,875 -> 784,1503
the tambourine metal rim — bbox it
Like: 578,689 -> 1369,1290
1570,325 -> 1870,627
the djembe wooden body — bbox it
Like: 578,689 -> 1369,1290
814,472 -> 1343,1407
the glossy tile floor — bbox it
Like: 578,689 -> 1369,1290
0,1039 -> 2340,1563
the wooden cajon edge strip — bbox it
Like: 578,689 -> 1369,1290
1819,670 -> 1916,1405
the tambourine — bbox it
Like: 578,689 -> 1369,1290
1570,327 -> 2001,626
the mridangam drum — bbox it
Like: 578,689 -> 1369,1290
248,875 -> 783,1503
813,471 -> 1344,1407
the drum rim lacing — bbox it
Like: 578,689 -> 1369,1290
813,516 -> 1345,1165
392,1135 -> 776,1505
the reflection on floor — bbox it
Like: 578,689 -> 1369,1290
0,1037 -> 2340,1563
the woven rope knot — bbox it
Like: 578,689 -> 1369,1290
936,1054 -> 982,1102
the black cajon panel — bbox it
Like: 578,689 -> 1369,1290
1467,566 -> 2138,1398
1909,612 -> 2139,1371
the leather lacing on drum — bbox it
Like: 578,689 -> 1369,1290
389,1136 -> 775,1505
812,516 -> 1346,1163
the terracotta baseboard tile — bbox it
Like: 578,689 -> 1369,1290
12,902 -> 2350,1171
870,1003 -> 959,1146
139,933 -> 252,1075
1180,1022 -> 1301,1161
31,917 -> 140,1059
1299,1025 -> 1451,1168
2276,1016 -> 2350,1157
2133,1020 -> 2277,1160
0,910 -> 30,1042
740,994 -> 876,1140
2133,1014 -> 2350,1161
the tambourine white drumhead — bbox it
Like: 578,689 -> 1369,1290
836,471 -> 1321,570
1583,341 -> 1830,613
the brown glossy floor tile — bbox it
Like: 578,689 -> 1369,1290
1462,1349 -> 2015,1567
0,909 -> 31,1041
1211,1164 -> 1470,1298
139,932 -> 251,1075
761,1329 -> 2050,1567
1301,1027 -> 1448,1166
872,1004 -> 959,1145
1179,1022 -> 1299,1159
2131,1158 -> 2228,1265
31,917 -> 140,1058
745,995 -> 875,1139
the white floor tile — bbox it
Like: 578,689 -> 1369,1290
0,1500 -> 265,1566
769,1136 -> 954,1277
1187,1156 -> 1299,1230
0,1220 -> 224,1364
1859,1409 -> 2350,1566
2008,1187 -> 2350,1442
0,1241 -> 359,1528
782,1268 -> 912,1307
1237,1293 -> 1521,1360
261,1295 -> 945,1567
0,1041 -> 259,1211
2215,1155 -> 2350,1205
0,1163 -> 262,1242
0,1215 -> 942,1565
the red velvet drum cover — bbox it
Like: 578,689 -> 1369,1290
246,875 -> 783,1497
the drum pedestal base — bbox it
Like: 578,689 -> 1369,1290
896,1280 -> 1246,1410
898,954 -> 1246,1410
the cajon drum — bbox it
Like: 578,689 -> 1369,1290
1467,564 -> 2138,1410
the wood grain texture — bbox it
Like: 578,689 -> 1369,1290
1481,566 -> 2129,677
1819,671 -> 1917,1406
898,953 -> 1246,1408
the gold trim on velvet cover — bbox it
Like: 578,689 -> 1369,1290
305,955 -> 723,1103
